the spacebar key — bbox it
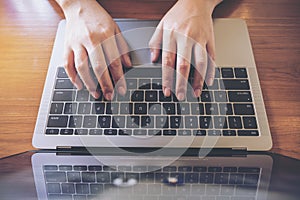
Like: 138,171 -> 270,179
47,116 -> 68,127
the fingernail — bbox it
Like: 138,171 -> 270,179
177,92 -> 185,101
74,82 -> 82,90
207,78 -> 214,86
118,86 -> 126,96
194,89 -> 201,97
164,87 -> 171,96
105,92 -> 114,100
92,91 -> 100,99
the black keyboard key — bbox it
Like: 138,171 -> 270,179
229,174 -> 244,184
96,172 -> 110,182
200,91 -> 214,102
47,183 -> 61,193
222,130 -> 237,136
120,103 -> 133,114
238,130 -> 259,136
205,103 -> 219,115
149,103 -> 161,115
74,166 -> 87,171
238,167 -> 260,173
214,116 -> 228,129
199,116 -> 212,129
133,129 -> 147,136
83,116 -> 96,128
163,130 -> 177,136
139,78 -> 151,89
243,117 -> 257,129
141,116 -> 154,128
221,79 -> 250,90
88,166 -> 102,171
61,183 -> 75,194
228,116 -> 242,129
208,130 -> 221,136
90,184 -> 103,194
57,67 -> 68,78
178,130 -> 192,136
112,116 -> 125,128
208,167 -> 222,172
134,103 -> 147,114
76,90 -> 90,101
152,79 -> 162,89
53,91 -> 75,101
55,79 -> 75,89
206,79 -> 219,90
193,166 -> 207,172
234,68 -> 248,78
126,79 -> 137,89
244,174 -> 259,185
163,103 -> 175,115
155,172 -> 169,182
200,173 -> 213,184
145,91 -> 158,102
170,116 -> 183,128
48,116 -> 68,127
177,103 -> 190,115
82,172 -> 96,182
193,130 -> 206,136
221,68 -> 234,78
126,172 -> 140,181
64,103 -> 77,114
156,116 -> 169,128
219,103 -> 233,115
119,129 -> 132,135
214,91 -> 228,102
185,173 -> 199,183
78,103 -> 91,114
75,184 -> 89,194
117,91 -> 130,101
159,91 -> 171,102
141,173 -> 155,182
89,129 -> 102,135
185,116 -> 199,128
46,129 -> 59,135
191,103 -> 204,115
98,116 -> 111,128
45,172 -> 66,182
126,116 -> 140,128
74,129 -> 88,135
60,129 -> 74,135
178,166 -> 192,172
234,104 -> 255,115
228,91 -> 252,102
214,173 -> 229,184
50,103 -> 63,114
106,103 -> 119,114
148,130 -> 162,136
59,165 -> 72,171
223,167 -> 237,172
131,90 -> 144,101
69,116 -> 82,128
92,103 -> 105,114
111,172 -> 125,181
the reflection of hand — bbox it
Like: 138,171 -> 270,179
149,0 -> 222,100
57,0 -> 132,100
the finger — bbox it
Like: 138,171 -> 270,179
192,43 -> 207,97
115,25 -> 132,67
149,22 -> 163,62
175,35 -> 193,101
205,36 -> 216,86
88,44 -> 114,100
102,36 -> 127,96
74,46 -> 99,98
64,47 -> 83,90
162,29 -> 176,97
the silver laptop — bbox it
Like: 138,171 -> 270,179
32,19 -> 272,151
32,152 -> 273,200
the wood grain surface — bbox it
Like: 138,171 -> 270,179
0,0 -> 299,159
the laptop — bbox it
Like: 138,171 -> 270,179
31,151 -> 273,200
32,18 -> 272,152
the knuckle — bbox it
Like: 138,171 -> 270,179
109,59 -> 121,69
163,55 -> 173,67
178,60 -> 190,71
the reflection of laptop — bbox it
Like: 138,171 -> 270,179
32,19 -> 272,151
32,152 -> 272,200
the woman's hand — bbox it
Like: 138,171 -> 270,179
149,0 -> 222,100
57,0 -> 132,100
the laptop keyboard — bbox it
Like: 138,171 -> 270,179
43,164 -> 261,200
46,66 -> 259,137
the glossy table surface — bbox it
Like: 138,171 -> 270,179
0,0 -> 299,159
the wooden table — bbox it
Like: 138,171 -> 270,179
0,0 -> 299,159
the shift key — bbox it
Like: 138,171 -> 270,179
48,116 -> 68,127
